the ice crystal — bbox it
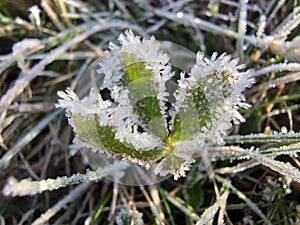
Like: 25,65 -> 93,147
56,30 -> 254,179
262,177 -> 291,202
28,5 -> 41,27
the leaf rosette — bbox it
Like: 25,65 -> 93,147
56,30 -> 254,180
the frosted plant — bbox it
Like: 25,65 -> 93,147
115,208 -> 144,225
56,30 -> 254,180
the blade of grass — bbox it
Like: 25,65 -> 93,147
0,20 -> 143,111
215,175 -> 272,225
0,109 -> 62,168
32,183 -> 91,225
224,132 -> 300,144
158,187 -> 176,225
161,189 -> 200,221
250,151 -> 300,184
93,190 -> 113,220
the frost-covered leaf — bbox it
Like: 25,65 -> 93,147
72,113 -> 165,163
122,52 -> 154,82
116,209 -> 144,225
170,84 -> 210,142
171,52 -> 254,145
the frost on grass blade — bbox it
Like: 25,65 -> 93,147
196,190 -> 229,225
56,30 -> 254,180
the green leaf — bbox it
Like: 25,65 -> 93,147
149,117 -> 167,140
122,53 -> 153,81
71,114 -> 166,162
128,78 -> 162,125
121,53 -> 168,140
184,185 -> 205,210
158,187 -> 176,225
171,86 -> 210,142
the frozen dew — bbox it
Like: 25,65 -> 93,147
28,5 -> 41,26
176,11 -> 184,19
12,38 -> 41,55
281,126 -> 288,134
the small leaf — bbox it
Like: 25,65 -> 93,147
122,54 -> 168,140
128,78 -> 162,127
171,86 -> 210,142
122,53 -> 153,82
184,185 -> 205,210
72,114 -> 166,162
149,117 -> 168,140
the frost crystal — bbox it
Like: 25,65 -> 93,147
56,30 -> 254,179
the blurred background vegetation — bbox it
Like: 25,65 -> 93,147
0,0 -> 299,224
